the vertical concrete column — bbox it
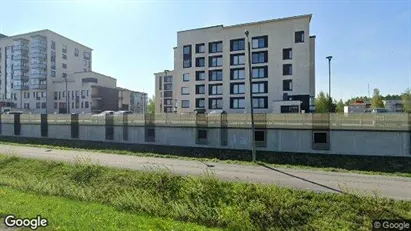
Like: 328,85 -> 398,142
144,114 -> 155,142
220,113 -> 228,146
105,114 -> 114,140
123,113 -> 128,141
14,113 -> 21,136
40,114 -> 48,137
71,114 -> 79,139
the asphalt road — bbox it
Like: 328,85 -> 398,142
1,144 -> 411,201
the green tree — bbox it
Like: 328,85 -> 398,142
315,91 -> 334,113
401,88 -> 411,112
147,95 -> 155,115
371,88 -> 384,108
335,99 -> 345,113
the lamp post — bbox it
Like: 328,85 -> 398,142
245,30 -> 257,162
326,56 -> 332,113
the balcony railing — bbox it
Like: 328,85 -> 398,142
31,84 -> 47,89
30,52 -> 47,59
31,63 -> 47,69
12,74 -> 30,81
30,73 -> 47,80
13,85 -> 29,90
13,55 -> 29,61
13,44 -> 29,51
13,64 -> 29,71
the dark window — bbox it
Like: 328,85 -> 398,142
164,76 -> 172,82
183,60 -> 191,68
84,51 -> 91,60
209,56 -> 223,67
81,102 -> 83,108
196,85 -> 205,94
62,63 -> 67,69
230,39 -> 245,51
183,45 -> 192,68
196,98 -> 205,108
281,105 -> 299,113
196,43 -> 205,53
252,51 -> 268,64
209,84 -> 223,95
196,57 -> 205,67
164,91 -> 173,98
283,48 -> 292,60
51,41 -> 56,50
62,54 -> 67,60
62,73 -> 67,78
183,73 -> 190,82
181,87 -> 190,95
283,64 -> 292,75
209,70 -> 223,81
230,97 -> 245,109
252,66 -> 268,78
198,129 -> 207,139
230,68 -> 245,80
196,71 -> 205,81
254,130 -> 265,142
181,100 -> 190,108
54,102 -> 57,109
85,102 -> 89,108
283,80 -> 293,91
209,98 -> 223,109
253,97 -> 268,109
159,76 -> 162,90
164,99 -> 172,105
58,91 -> 61,100
209,41 -> 223,53
313,132 -> 327,144
164,83 -> 172,90
295,31 -> 305,43
231,83 -> 245,94
146,128 -> 155,142
252,82 -> 268,94
252,36 -> 268,49
74,48 -> 79,57
36,102 -> 40,109
54,92 -> 58,100
230,53 -> 245,65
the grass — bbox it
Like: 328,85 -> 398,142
0,154 -> 410,231
1,140 -> 411,178
0,186 -> 221,231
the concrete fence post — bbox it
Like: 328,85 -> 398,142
105,114 -> 114,140
14,113 -> 21,136
40,114 -> 48,137
71,114 -> 79,139
123,113 -> 128,141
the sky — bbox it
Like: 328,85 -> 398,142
0,0 -> 410,101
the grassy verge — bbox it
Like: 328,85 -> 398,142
0,186 -> 222,231
1,140 -> 411,178
0,154 -> 410,231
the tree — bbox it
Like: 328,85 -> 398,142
401,88 -> 411,112
335,99 -> 345,113
371,88 -> 384,108
315,91 -> 334,113
147,95 -> 155,115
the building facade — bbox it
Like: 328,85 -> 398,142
0,29 -> 92,114
118,88 -> 148,113
154,14 -> 316,114
154,70 -> 176,113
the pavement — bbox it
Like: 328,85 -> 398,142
1,144 -> 411,201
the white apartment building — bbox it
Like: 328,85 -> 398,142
0,29 -> 92,114
154,70 -> 177,113
155,14 -> 316,113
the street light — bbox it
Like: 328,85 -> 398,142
245,30 -> 257,162
326,56 -> 332,114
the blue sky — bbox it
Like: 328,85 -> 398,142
1,0 -> 410,101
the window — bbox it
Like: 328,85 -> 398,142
230,53 -> 245,65
196,85 -> 205,94
252,82 -> 268,94
183,45 -> 192,68
87,90 -> 89,96
283,80 -> 293,91
51,70 -> 56,77
230,39 -> 245,51
72,102 -> 74,108
164,76 -> 172,82
209,56 -> 223,67
252,36 -> 268,49
183,73 -> 190,82
196,98 -> 205,108
197,129 -> 207,140
85,102 -> 89,108
36,102 -> 40,109
58,91 -> 61,100
196,57 -> 205,67
209,98 -> 223,109
181,100 -> 190,108
62,54 -> 67,60
183,45 -> 191,55
164,91 -> 172,98
158,76 -> 162,90
54,102 -> 58,109
253,97 -> 268,109
196,43 -> 205,53
230,97 -> 245,109
230,68 -> 245,80
252,66 -> 268,78
164,83 -> 172,90
283,48 -> 292,60
313,132 -> 327,144
196,71 -> 205,81
295,31 -> 305,43
209,84 -> 223,95
209,41 -> 223,53
62,73 -> 67,78
209,70 -> 223,81
146,128 -> 155,142
63,91 -> 66,97
283,64 -> 292,75
81,102 -> 83,108
62,63 -> 67,69
54,92 -> 58,100
24,103 -> 30,109
254,130 -> 266,147
252,51 -> 268,64
74,48 -> 79,57
84,51 -> 91,60
231,83 -> 245,94
181,87 -> 190,95
281,105 -> 299,113
51,41 -> 56,50
62,44 -> 67,53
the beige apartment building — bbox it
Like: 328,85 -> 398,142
154,14 -> 316,113
154,70 -> 177,113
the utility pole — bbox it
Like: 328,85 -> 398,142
245,30 -> 256,162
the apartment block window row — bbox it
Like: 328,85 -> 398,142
230,68 -> 245,80
230,39 -> 245,51
252,66 -> 268,78
209,70 -> 223,81
252,51 -> 268,64
196,98 -> 205,108
209,84 -> 223,95
253,96 -> 268,109
209,41 -> 223,53
252,36 -> 268,49
283,48 -> 292,60
209,56 -> 223,67
252,81 -> 268,94
181,87 -> 190,95
230,83 -> 245,94
230,53 -> 245,66
196,84 -> 205,94
183,45 -> 192,68
283,79 -> 293,91
196,71 -> 205,81
183,73 -> 190,82
196,43 -> 205,53
209,98 -> 223,109
230,97 -> 245,109
283,64 -> 293,75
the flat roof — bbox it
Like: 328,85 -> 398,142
177,14 -> 312,33
0,29 -> 93,50
73,71 -> 116,80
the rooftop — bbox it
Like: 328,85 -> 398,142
177,14 -> 312,33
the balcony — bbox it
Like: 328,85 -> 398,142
13,55 -> 29,61
14,85 -> 29,90
31,73 -> 47,80
31,41 -> 47,49
12,74 -> 30,81
31,52 -> 47,59
31,62 -> 47,69
31,83 -> 47,90
13,44 -> 29,51
13,64 -> 30,71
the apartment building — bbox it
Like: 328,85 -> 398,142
154,70 -> 177,113
154,14 -> 316,113
118,87 -> 148,113
0,29 -> 92,113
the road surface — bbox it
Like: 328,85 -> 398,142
1,144 -> 411,201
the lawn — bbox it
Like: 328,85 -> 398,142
0,154 -> 410,231
0,186 -> 221,231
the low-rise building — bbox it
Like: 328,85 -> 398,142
383,100 -> 403,112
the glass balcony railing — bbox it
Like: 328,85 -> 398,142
31,63 -> 47,69
14,84 -> 29,90
12,74 -> 30,80
13,45 -> 29,51
31,73 -> 47,80
30,52 -> 47,59
31,83 -> 47,90
13,64 -> 29,71
13,55 -> 29,61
